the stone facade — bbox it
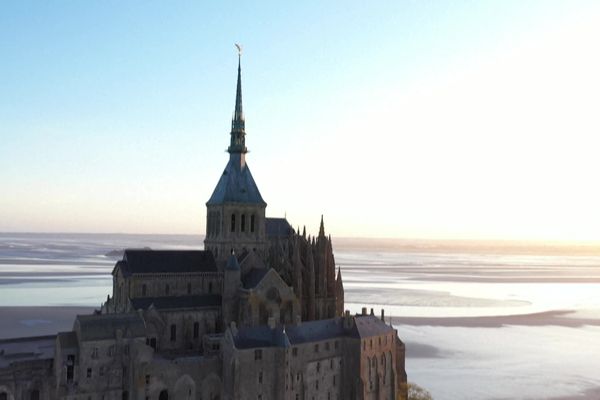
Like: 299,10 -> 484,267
0,55 -> 407,400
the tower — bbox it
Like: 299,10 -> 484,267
205,50 -> 268,262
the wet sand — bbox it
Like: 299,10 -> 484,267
392,309 -> 600,328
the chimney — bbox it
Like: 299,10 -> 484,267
381,309 -> 385,322
362,307 -> 367,316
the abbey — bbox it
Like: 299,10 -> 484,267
0,55 -> 407,400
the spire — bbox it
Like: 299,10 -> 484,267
228,44 -> 247,154
319,215 -> 325,237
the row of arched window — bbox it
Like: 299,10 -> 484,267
230,213 -> 256,233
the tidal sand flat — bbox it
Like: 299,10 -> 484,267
1,233 -> 599,400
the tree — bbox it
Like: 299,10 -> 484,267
398,382 -> 433,400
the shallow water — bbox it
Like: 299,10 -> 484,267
1,233 -> 599,399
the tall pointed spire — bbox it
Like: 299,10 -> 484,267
228,44 -> 247,154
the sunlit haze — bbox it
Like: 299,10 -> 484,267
1,1 -> 599,241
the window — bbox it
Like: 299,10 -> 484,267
251,215 -> 255,232
165,284 -> 169,295
258,371 -> 263,384
208,282 -> 213,294
335,340 -> 339,349
370,339 -> 373,349
187,283 -> 192,294
316,380 -> 319,390
87,368 -> 92,378
231,214 -> 236,232
254,349 -> 262,360
330,359 -> 333,369
170,324 -> 177,342
333,375 -> 336,386
317,362 -> 321,373
150,338 -> 156,350
325,341 -> 330,351
0,393 -> 7,400
30,390 -> 40,400
314,344 -> 319,353
142,284 -> 147,296
99,366 -> 105,376
124,344 -> 129,355
122,391 -> 129,400
292,347 -> 298,357
145,375 -> 150,385
92,347 -> 98,359
241,214 -> 246,232
193,322 -> 199,339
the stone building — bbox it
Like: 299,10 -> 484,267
0,54 -> 407,400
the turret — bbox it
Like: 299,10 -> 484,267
223,253 -> 241,326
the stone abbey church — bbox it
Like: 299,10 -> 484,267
0,56 -> 407,400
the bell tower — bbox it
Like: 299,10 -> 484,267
205,47 -> 268,263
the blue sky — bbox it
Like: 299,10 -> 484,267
1,1 -> 599,240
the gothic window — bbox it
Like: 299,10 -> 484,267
170,324 -> 176,342
250,214 -> 255,233
187,283 -> 192,294
241,214 -> 246,232
231,214 -> 236,232
193,322 -> 199,339
142,284 -> 147,296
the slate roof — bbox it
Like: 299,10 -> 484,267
231,315 -> 395,350
233,325 -> 290,349
75,313 -> 146,342
116,249 -> 217,277
265,218 -> 294,238
285,318 -> 347,344
0,335 -> 56,368
352,315 -> 396,338
57,331 -> 78,349
130,295 -> 222,310
206,154 -> 266,206
242,268 -> 269,289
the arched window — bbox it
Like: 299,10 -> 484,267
170,324 -> 176,342
250,214 -> 255,233
142,284 -> 147,296
231,214 -> 236,232
241,214 -> 246,232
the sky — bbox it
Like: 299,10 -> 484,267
1,1 -> 600,241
